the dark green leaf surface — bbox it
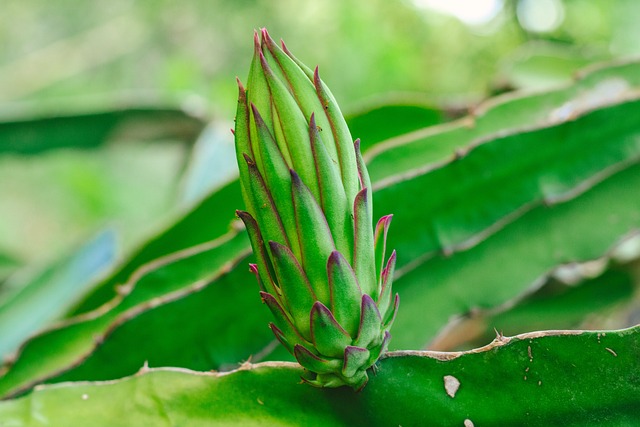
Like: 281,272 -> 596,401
6,160 -> 638,396
0,232 -> 250,398
375,98 -> 640,267
46,255 -> 278,386
345,99 -> 445,151
1,326 -> 638,426
391,162 -> 640,350
0,230 -> 117,361
455,268 -> 636,351
0,106 -> 205,155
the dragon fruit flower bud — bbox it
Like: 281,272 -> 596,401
234,28 -> 398,390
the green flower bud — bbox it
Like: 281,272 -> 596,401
234,28 -> 398,390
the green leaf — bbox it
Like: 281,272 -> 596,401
311,67 -> 360,206
0,102 -> 205,155
345,96 -> 445,151
375,97 -> 640,267
0,230 -> 117,361
444,267 -> 636,351
69,179 -> 244,315
1,327 -> 639,426
391,162 -> 640,350
354,295 -> 383,349
244,153 -> 289,249
9,160 -> 636,396
0,232 -> 251,398
250,104 -> 301,261
45,256 -> 277,385
366,60 -> 640,181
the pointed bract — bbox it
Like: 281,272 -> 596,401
378,250 -> 397,319
243,154 -> 289,250
374,214 -> 393,289
261,293 -> 306,350
294,344 -> 342,374
353,188 -> 377,298
269,241 -> 316,340
314,67 -> 359,204
291,170 -> 336,304
250,105 -> 302,261
383,293 -> 400,329
343,346 -> 370,379
310,114 -> 353,260
327,251 -> 362,338
236,211 -> 278,298
355,294 -> 383,349
310,301 -> 352,358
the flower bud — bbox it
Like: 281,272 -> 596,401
234,29 -> 398,390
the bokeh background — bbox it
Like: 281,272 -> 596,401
1,0 -> 639,273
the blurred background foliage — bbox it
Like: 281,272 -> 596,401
1,0 -> 639,286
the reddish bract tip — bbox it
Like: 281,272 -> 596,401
382,250 -> 397,279
242,152 -> 255,166
235,209 -> 253,223
376,214 -> 393,228
267,240 -> 284,256
309,112 -> 318,132
260,28 -> 277,51
281,39 -> 291,55
260,27 -> 270,42
289,168 -> 302,184
374,214 -> 393,246
250,103 -> 267,128
249,263 -> 259,275
253,30 -> 261,50
326,251 -> 349,278
258,49 -> 273,76
270,323 -> 289,348
354,187 -> 369,213
236,77 -> 245,92
313,66 -> 322,91
360,293 -> 382,325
